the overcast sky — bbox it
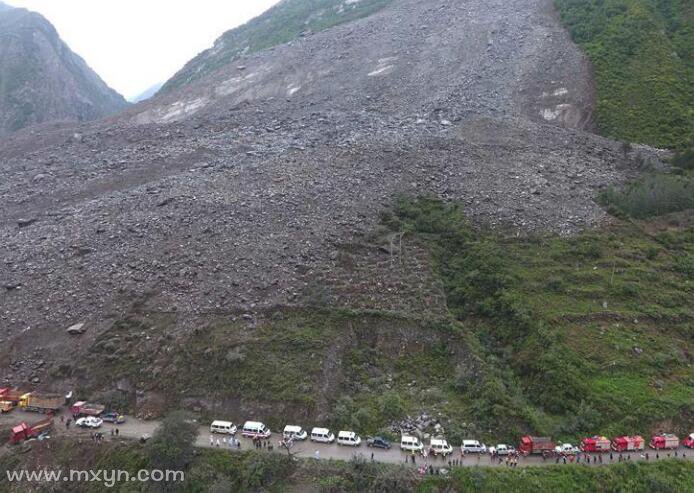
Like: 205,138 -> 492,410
7,1 -> 279,99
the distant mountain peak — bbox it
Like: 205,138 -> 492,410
0,3 -> 128,136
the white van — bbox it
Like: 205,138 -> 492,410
241,421 -> 271,438
210,420 -> 237,435
429,438 -> 453,456
310,427 -> 335,443
283,425 -> 308,441
462,440 -> 487,454
400,435 -> 424,452
337,430 -> 362,446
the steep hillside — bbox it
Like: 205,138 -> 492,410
161,0 -> 394,92
0,2 -> 128,136
0,0 -> 686,445
555,0 -> 693,150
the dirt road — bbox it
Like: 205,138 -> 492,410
3,409 -> 692,469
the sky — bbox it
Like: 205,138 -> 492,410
6,1 -> 279,100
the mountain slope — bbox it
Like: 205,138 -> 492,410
161,0 -> 394,92
0,0 -> 685,442
0,2 -> 128,136
555,0 -> 693,150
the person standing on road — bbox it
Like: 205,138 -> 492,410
315,450 -> 320,460
210,435 -> 214,446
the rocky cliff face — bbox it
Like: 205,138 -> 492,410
0,2 -> 128,136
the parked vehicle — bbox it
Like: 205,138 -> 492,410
683,433 -> 694,449
366,436 -> 391,449
554,443 -> 580,455
0,401 -> 15,413
429,438 -> 453,456
580,436 -> 611,453
10,417 -> 53,444
650,434 -> 679,450
337,431 -> 362,446
489,444 -> 516,456
519,436 -> 554,455
76,416 -> 103,428
0,388 -> 27,405
71,401 -> 105,417
210,420 -> 237,435
611,435 -> 644,452
19,393 -> 63,413
102,412 -> 126,424
283,425 -> 308,441
401,435 -> 424,452
241,421 -> 271,438
310,427 -> 335,443
461,440 -> 487,454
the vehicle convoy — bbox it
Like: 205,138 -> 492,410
18,393 -> 63,413
367,436 -> 391,449
611,435 -> 645,452
684,433 -> 694,449
10,417 -> 53,444
76,416 -> 103,428
429,438 -> 454,456
489,444 -> 516,456
554,443 -> 580,455
580,436 -> 611,453
650,434 -> 679,450
71,401 -> 106,417
519,436 -> 554,455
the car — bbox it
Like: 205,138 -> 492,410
555,443 -> 580,455
429,438 -> 454,456
102,412 -> 126,424
461,440 -> 487,454
489,444 -> 516,456
366,436 -> 391,449
76,416 -> 103,428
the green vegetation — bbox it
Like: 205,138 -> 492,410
162,0 -> 393,92
383,198 -> 693,440
1,439 -> 693,492
555,0 -> 693,150
599,172 -> 694,218
147,411 -> 199,491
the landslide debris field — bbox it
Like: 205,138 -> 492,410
0,0 -> 688,441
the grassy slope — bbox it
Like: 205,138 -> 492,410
555,0 -> 693,150
1,439 -> 692,492
161,0 -> 393,92
384,198 -> 693,440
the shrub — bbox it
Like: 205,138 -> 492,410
599,173 -> 694,218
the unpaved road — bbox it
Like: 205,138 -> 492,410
2,410 -> 692,469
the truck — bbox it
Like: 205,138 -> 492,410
0,401 -> 15,413
519,436 -> 554,455
10,417 -> 53,444
611,435 -> 644,452
71,401 -> 105,417
0,388 -> 26,404
580,436 -> 611,453
18,393 -> 63,413
649,434 -> 679,450
684,433 -> 694,449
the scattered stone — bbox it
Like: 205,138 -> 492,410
66,322 -> 87,335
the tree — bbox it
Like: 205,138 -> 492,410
146,411 -> 198,491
